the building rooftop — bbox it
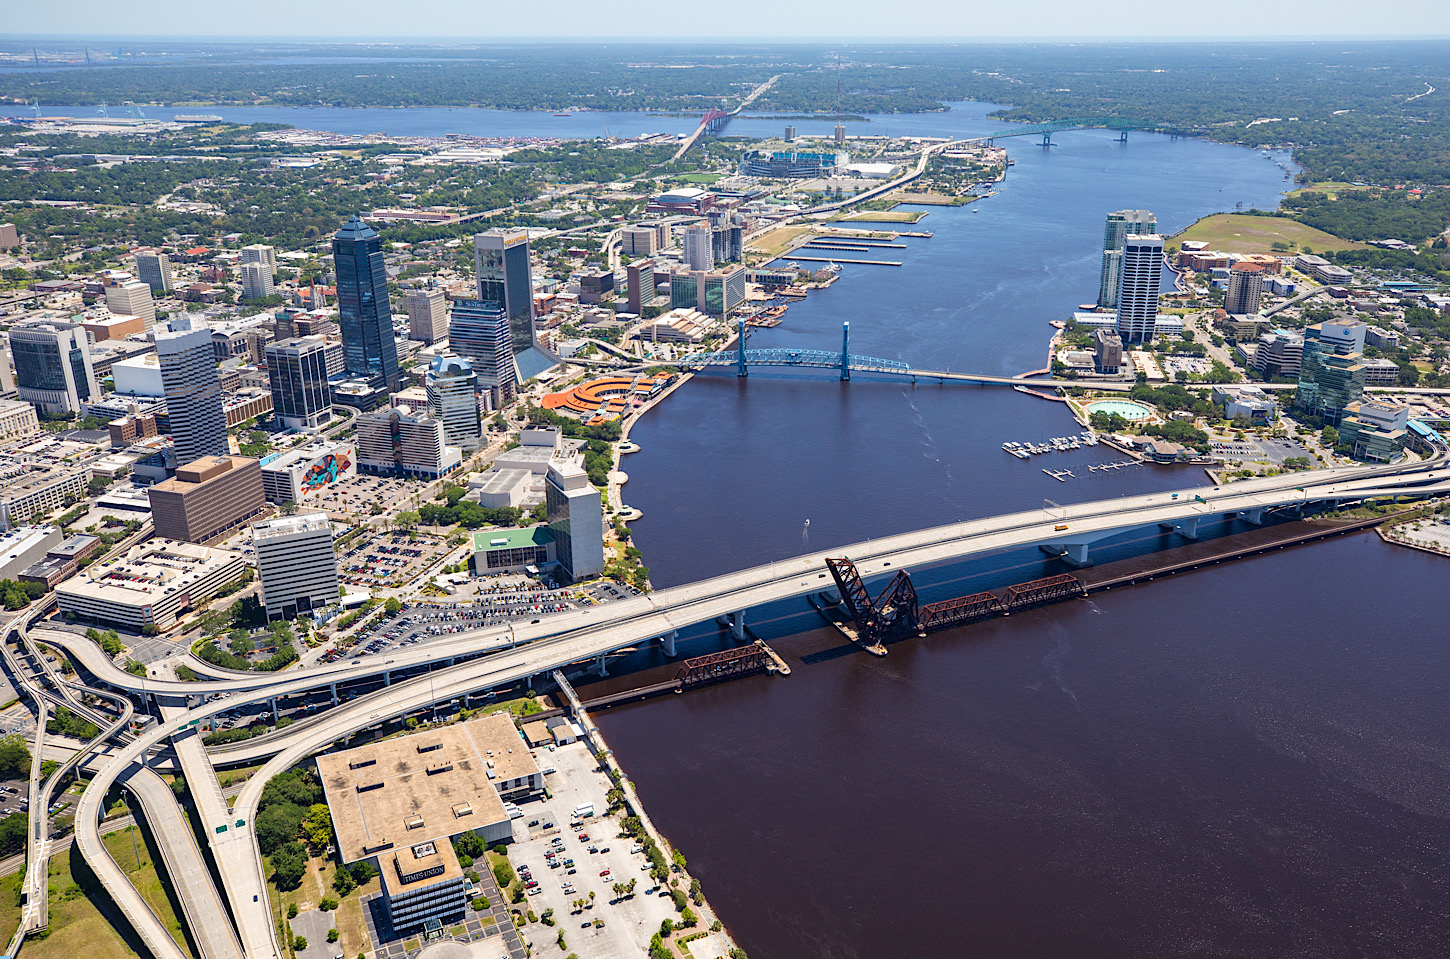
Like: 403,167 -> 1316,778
317,711 -> 536,863
57,539 -> 244,604
472,526 -> 553,552
251,511 -> 331,542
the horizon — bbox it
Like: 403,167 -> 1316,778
6,0 -> 1450,41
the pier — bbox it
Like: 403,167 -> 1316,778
783,255 -> 902,266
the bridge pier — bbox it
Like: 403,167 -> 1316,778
1042,133 -> 1052,147
1041,542 -> 1093,568
1117,130 -> 1128,143
840,322 -> 851,381
1159,516 -> 1200,539
660,630 -> 678,658
731,611 -> 747,641
269,697 -> 278,722
592,654 -> 608,677
1240,507 -> 1265,525
330,683 -> 338,706
737,318 -> 747,377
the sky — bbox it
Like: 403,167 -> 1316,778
7,0 -> 1450,40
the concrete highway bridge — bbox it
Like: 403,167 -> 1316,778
16,453 -> 1450,959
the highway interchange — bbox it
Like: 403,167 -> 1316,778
4,451 -> 1449,959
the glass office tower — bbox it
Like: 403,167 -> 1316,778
334,216 -> 401,392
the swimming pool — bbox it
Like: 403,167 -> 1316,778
1086,400 -> 1155,421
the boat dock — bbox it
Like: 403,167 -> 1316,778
787,255 -> 901,266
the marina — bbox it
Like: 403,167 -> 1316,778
1001,432 -> 1100,459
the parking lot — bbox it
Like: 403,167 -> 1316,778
338,532 -> 451,589
510,741 -> 680,959
1210,436 -> 1311,465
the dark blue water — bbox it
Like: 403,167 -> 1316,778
579,122 -> 1450,958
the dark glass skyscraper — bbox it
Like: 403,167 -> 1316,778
448,299 -> 517,401
334,216 -> 400,392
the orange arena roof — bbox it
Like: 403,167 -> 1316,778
543,375 -> 670,416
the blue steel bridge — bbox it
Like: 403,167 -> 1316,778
676,319 -> 1136,390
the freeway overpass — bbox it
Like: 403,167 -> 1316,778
52,453 -> 1450,959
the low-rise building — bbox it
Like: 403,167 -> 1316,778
147,456 -> 266,544
56,539 -> 247,631
0,400 -> 40,442
0,458 -> 92,530
468,468 -> 534,509
1361,357 -> 1401,387
0,525 -> 64,581
1338,400 -> 1409,463
259,441 -> 356,504
1093,329 -> 1123,374
316,713 -> 536,935
472,526 -> 553,575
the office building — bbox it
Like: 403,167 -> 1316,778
1114,234 -> 1164,344
240,262 -> 275,299
156,326 -> 227,465
711,220 -> 744,265
447,299 -> 516,401
0,399 -> 40,442
0,458 -> 91,530
1093,328 -> 1123,374
317,716 -> 531,936
134,252 -> 175,293
669,267 -> 746,318
260,440 -> 355,504
426,356 -> 482,449
355,405 -> 461,478
626,262 -> 657,315
335,216 -> 401,392
1249,330 -> 1304,379
1337,400 -> 1409,463
105,279 -> 156,330
0,338 -> 13,393
265,337 -> 332,430
1098,210 -> 1156,309
17,531 -> 102,589
0,223 -> 17,249
472,525 -> 552,574
1361,357 -> 1401,387
546,458 -> 603,581
1224,265 -> 1265,315
784,125 -> 798,141
1297,318 -> 1369,422
80,312 -> 146,342
621,227 -> 658,257
148,456 -> 266,544
9,321 -> 99,414
474,230 -> 551,380
252,512 -> 340,620
404,288 -> 449,344
0,526 -> 64,582
683,224 -> 715,272
56,539 -> 247,631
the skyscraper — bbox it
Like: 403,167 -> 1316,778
1098,209 -> 1156,309
474,230 -> 550,380
252,512 -> 340,620
626,262 -> 657,315
447,299 -> 516,402
8,321 -> 98,414
265,337 -> 332,430
1224,265 -> 1265,315
404,288 -> 449,344
546,459 -> 604,582
105,278 -> 156,330
682,224 -> 715,272
156,326 -> 227,465
1114,234 -> 1164,344
134,252 -> 174,293
334,216 -> 401,392
240,262 -> 275,299
426,355 -> 482,449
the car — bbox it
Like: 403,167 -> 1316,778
529,819 -> 540,827
578,834 -> 589,842
588,845 -> 598,853
567,868 -> 576,875
599,870 -> 611,878
599,846 -> 610,853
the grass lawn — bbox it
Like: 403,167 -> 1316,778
836,210 -> 929,223
266,850 -> 380,959
1175,213 -> 1369,254
676,173 -> 721,184
750,226 -> 812,258
12,830 -> 196,959
216,762 -> 266,789
0,870 -> 22,947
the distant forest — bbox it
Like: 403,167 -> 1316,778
2,41 -> 1449,185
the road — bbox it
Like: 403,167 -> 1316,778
670,74 -> 782,162
52,452 -> 1450,959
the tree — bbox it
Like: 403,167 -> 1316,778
271,841 -> 307,890
0,813 -> 26,854
319,897 -> 338,912
302,803 -> 333,851
492,858 -> 514,890
1321,425 -> 1340,446
383,597 -> 402,615
0,735 -> 31,779
292,937 -> 307,952
256,802 -> 307,854
327,929 -> 339,943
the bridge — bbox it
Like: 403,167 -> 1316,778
25,453 -> 1450,959
678,318 -> 1134,389
969,116 -> 1200,147
670,74 -> 782,161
